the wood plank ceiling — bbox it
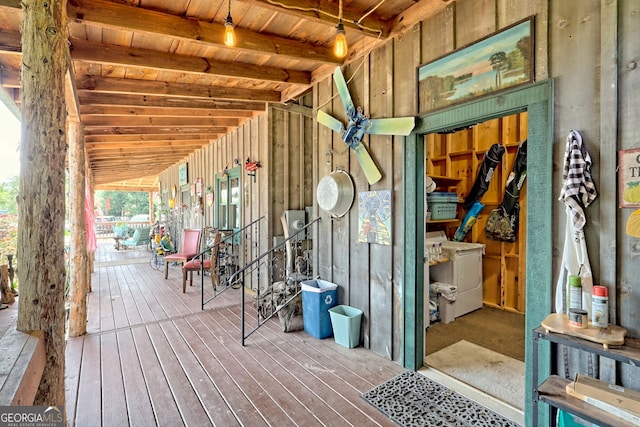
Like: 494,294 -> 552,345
0,0 -> 450,191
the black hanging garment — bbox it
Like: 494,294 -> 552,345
485,140 -> 527,242
462,143 -> 506,210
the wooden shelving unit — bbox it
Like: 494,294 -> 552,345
425,112 -> 528,313
532,326 -> 640,427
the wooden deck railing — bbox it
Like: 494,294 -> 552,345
95,221 -> 151,239
0,265 -> 46,405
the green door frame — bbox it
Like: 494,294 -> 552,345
215,166 -> 242,233
403,79 -> 554,425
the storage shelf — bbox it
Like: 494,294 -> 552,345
448,150 -> 474,157
427,175 -> 462,188
532,326 -> 640,426
427,258 -> 450,266
427,219 -> 460,224
538,376 -> 638,427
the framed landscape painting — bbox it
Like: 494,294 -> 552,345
418,17 -> 534,114
179,163 -> 188,185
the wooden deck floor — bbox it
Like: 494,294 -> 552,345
64,240 -> 405,426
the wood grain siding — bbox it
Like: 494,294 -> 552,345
313,0 -> 553,365
316,75 -> 335,283
349,58 -> 372,349
331,62 -> 355,311
158,94 -> 312,291
619,0 -> 640,348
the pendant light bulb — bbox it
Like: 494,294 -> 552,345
224,0 -> 236,47
334,20 -> 347,59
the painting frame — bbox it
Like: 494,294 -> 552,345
417,17 -> 534,114
178,163 -> 188,186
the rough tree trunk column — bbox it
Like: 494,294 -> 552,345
68,120 -> 88,337
17,0 -> 68,406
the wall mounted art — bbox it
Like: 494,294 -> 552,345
358,190 -> 392,245
179,163 -> 188,185
418,17 -> 534,114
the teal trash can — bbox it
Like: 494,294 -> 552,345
328,305 -> 363,348
301,279 -> 338,339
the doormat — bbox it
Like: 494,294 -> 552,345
426,340 -> 524,410
361,371 -> 520,427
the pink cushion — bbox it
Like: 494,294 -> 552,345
165,253 -> 197,262
183,259 -> 211,270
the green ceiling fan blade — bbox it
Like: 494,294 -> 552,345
366,117 -> 415,136
353,142 -> 382,185
317,110 -> 344,133
333,66 -> 355,115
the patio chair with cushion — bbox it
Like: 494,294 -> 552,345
164,229 -> 201,280
121,227 -> 151,250
181,231 -> 221,293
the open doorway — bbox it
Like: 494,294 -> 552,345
423,112 -> 528,420
402,79 -> 554,424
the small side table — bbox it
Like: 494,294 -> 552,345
114,236 -> 123,250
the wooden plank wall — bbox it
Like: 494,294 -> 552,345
158,93 -> 313,292
617,0 -> 640,391
314,0 -> 548,362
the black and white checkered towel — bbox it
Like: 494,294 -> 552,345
558,130 -> 598,230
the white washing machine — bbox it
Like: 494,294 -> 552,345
426,231 -> 485,319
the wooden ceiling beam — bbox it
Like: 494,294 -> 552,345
87,141 -> 211,150
78,92 -> 266,111
90,162 -> 173,169
84,134 -> 220,143
95,185 -> 158,192
82,116 -> 238,128
76,75 -> 281,103
90,159 -> 180,168
87,149 -> 202,160
83,126 -> 229,136
89,162 -> 184,172
69,38 -> 310,85
388,0 -> 455,38
0,62 -> 20,87
79,105 -> 254,118
66,0 -> 341,65
0,30 -> 311,85
238,0 -> 390,37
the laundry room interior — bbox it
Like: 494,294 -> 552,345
423,112 -> 528,410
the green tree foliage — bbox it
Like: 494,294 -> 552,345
95,190 -> 150,218
0,214 -> 18,261
0,175 -> 19,214
0,176 -> 20,286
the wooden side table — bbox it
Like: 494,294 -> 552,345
113,236 -> 123,250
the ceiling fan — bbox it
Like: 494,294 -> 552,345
317,66 -> 415,185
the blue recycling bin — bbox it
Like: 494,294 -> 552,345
301,279 -> 338,339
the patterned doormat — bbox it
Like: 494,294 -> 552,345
361,371 -> 521,427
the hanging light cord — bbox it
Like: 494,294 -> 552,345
265,0 -> 384,36
356,0 -> 385,25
